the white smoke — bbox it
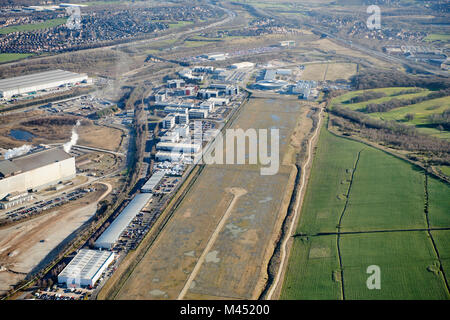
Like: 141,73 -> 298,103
4,144 -> 32,160
63,120 -> 81,153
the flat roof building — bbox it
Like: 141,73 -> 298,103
155,151 -> 185,162
230,62 -> 255,69
0,69 -> 88,99
0,147 -> 76,200
94,193 -> 153,249
202,53 -> 228,61
162,114 -> 176,129
141,171 -> 165,193
156,142 -> 201,154
207,97 -> 230,106
188,109 -> 208,119
279,40 -> 295,47
58,249 -> 114,288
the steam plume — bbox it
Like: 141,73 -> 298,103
63,120 -> 81,153
4,144 -> 32,159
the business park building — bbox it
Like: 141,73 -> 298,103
0,69 -> 89,99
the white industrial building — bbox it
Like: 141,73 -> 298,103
160,131 -> 180,143
94,193 -> 153,249
292,80 -> 317,99
279,40 -> 295,47
155,151 -> 185,162
174,124 -> 190,138
208,97 -> 230,106
189,109 -> 208,119
58,249 -> 115,288
199,100 -> 215,112
198,89 -> 219,99
0,148 -> 76,200
162,114 -> 176,129
230,61 -> 255,69
276,69 -> 292,76
141,171 -> 165,193
209,84 -> 239,96
175,112 -> 189,125
202,52 -> 228,61
0,192 -> 33,209
156,142 -> 201,154
192,66 -> 214,73
164,106 -> 186,114
167,79 -> 185,88
0,69 -> 89,99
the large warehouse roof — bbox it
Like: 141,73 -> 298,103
0,69 -> 87,92
10,148 -> 73,172
0,161 -> 21,178
94,193 -> 152,249
58,249 -> 114,283
141,171 -> 165,193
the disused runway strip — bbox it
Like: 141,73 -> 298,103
111,95 -> 307,300
177,188 -> 247,300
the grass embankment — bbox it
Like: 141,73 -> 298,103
281,126 -> 450,299
0,53 -> 33,63
424,33 -> 450,42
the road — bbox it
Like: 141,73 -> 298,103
266,105 -> 324,300
303,23 -> 449,77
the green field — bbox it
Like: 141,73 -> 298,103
340,232 -> 448,299
0,53 -> 33,63
438,166 -> 450,178
425,33 -> 450,42
431,230 -> 450,277
281,235 -> 341,299
281,124 -> 450,299
170,21 -> 193,28
330,87 -> 450,140
330,87 -> 431,111
0,18 -> 67,35
183,40 -> 214,48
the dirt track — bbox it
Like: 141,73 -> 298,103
265,106 -> 324,300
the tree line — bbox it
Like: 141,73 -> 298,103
343,91 -> 386,104
330,106 -> 450,156
364,88 -> 450,113
351,69 -> 450,91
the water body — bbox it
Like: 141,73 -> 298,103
9,129 -> 34,142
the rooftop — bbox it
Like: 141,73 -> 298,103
142,171 -> 165,192
58,249 -> 114,281
0,147 -> 72,179
0,160 -> 21,178
0,69 -> 87,92
95,193 -> 153,248
10,148 -> 73,173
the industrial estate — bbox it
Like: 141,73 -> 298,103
0,0 -> 448,306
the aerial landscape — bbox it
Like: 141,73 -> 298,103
0,0 -> 448,309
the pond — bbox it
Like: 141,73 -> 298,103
9,129 -> 34,142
